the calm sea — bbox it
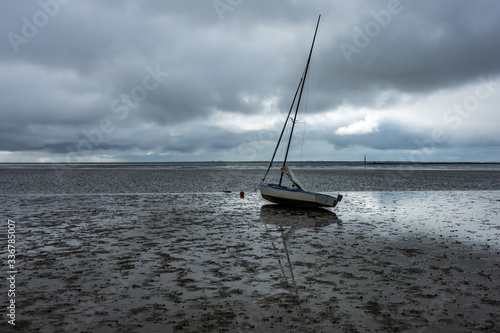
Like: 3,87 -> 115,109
1,162 -> 499,194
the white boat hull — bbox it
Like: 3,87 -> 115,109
260,183 -> 342,208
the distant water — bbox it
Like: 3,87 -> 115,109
1,162 -> 499,194
1,162 -> 499,332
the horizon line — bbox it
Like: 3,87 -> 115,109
1,161 -> 499,164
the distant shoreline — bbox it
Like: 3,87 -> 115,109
1,161 -> 499,165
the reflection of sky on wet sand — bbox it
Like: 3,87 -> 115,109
1,190 -> 499,331
338,191 -> 500,247
258,191 -> 500,332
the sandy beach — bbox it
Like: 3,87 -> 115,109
1,189 -> 499,332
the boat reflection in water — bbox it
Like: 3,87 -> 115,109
259,204 -> 342,229
258,205 -> 342,307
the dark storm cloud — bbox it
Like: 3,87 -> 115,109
1,0 -> 499,161
313,0 -> 500,110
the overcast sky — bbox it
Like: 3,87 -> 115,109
1,0 -> 499,162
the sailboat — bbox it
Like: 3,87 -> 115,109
259,15 -> 343,208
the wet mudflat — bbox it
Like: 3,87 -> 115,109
1,190 -> 499,332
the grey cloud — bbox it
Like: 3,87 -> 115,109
1,0 -> 499,161
311,0 -> 500,110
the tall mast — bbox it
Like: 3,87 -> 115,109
279,14 -> 321,185
262,77 -> 303,183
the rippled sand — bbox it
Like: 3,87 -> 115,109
1,191 -> 499,332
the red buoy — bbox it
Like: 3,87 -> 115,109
240,191 -> 245,198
